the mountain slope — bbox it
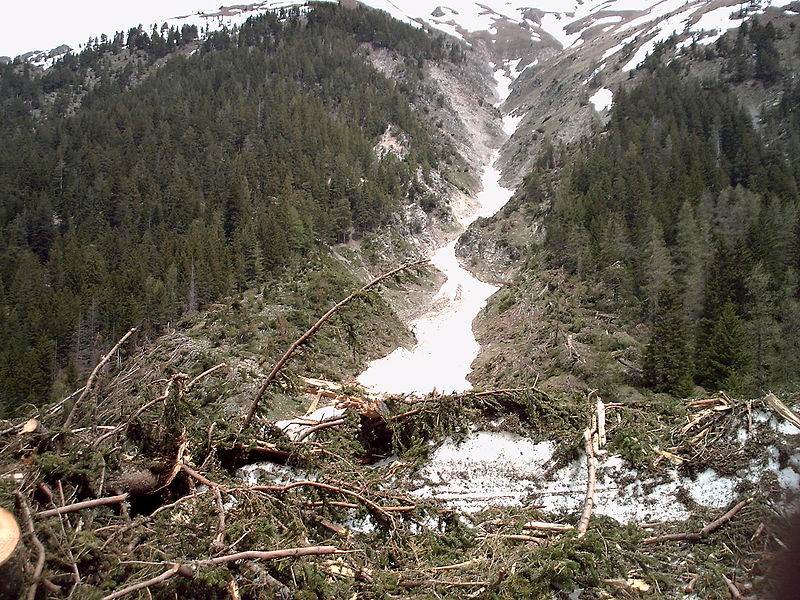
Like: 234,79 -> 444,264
469,6 -> 800,396
0,3 -> 485,416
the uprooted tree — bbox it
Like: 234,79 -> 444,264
0,258 -> 797,598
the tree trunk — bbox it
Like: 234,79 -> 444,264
0,507 -> 23,600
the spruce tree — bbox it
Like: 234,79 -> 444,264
642,217 -> 674,318
701,302 -> 749,393
642,286 -> 694,396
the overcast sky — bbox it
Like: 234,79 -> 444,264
0,1 -> 225,57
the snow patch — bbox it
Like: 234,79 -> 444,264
589,87 -> 613,112
685,469 -> 738,508
1,0 -> 335,61
403,424 -> 800,522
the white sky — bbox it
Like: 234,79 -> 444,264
0,1 -> 225,57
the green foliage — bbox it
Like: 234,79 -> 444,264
0,4 -> 458,415
516,28 -> 800,396
700,302 -> 749,393
643,286 -> 694,396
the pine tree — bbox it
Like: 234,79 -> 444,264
642,217 -> 674,318
745,262 -> 777,390
674,201 -> 708,322
642,286 -> 694,396
701,302 -> 749,393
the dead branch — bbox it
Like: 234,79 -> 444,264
180,462 -> 222,489
602,578 -> 652,593
312,516 -> 349,537
35,493 -> 129,519
494,534 -> 544,543
15,492 -> 45,600
399,579 -> 490,588
64,327 -> 137,428
294,418 -> 347,442
243,259 -> 428,429
722,574 -> 743,599
576,391 -> 601,537
196,545 -> 339,565
254,481 -> 413,524
642,497 -> 755,544
523,521 -> 575,533
565,334 -> 584,364
307,501 -> 359,509
247,562 -> 291,598
389,408 -> 427,420
614,356 -> 642,373
211,487 -> 226,552
429,559 -> 478,571
469,387 -> 536,397
101,563 -> 195,600
764,393 -> 800,430
187,363 -> 228,390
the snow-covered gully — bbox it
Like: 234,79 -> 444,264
357,156 -> 513,395
357,65 -> 518,396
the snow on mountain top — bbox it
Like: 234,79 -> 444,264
0,0 -> 328,60
2,0 -> 795,66
363,0 -> 795,55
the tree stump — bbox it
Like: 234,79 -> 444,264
0,506 -> 23,599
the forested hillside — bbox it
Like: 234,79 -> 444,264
0,4 -> 464,416
498,15 -> 800,398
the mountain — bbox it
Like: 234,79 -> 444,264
1,1 -> 800,599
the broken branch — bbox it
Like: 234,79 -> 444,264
643,498 -> 755,544
35,494 -> 129,519
64,327 -> 137,428
254,481 -> 412,524
294,418 -> 347,442
243,259 -> 428,429
102,547 -> 338,600
101,563 -> 195,600
196,545 -> 339,565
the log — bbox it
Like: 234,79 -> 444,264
0,506 -> 23,600
764,393 -> 800,430
19,418 -> 47,436
576,391 -> 600,538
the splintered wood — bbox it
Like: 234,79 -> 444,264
276,377 -> 388,442
300,377 -> 387,419
576,391 -> 606,538
764,393 -> 800,430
